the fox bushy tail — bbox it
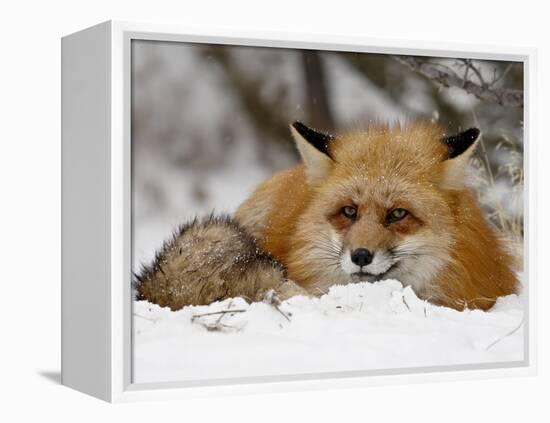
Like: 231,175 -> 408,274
134,214 -> 307,310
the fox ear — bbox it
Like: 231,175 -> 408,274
443,128 -> 480,160
290,121 -> 334,184
440,128 -> 481,189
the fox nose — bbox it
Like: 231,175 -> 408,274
350,248 -> 373,267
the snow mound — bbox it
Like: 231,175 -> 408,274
133,279 -> 524,383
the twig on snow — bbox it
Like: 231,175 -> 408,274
133,313 -> 161,323
401,294 -> 411,312
191,309 -> 246,319
191,300 -> 247,332
485,318 -> 524,351
263,290 -> 292,322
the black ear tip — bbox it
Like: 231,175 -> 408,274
290,121 -> 334,158
465,127 -> 481,140
291,121 -> 333,139
291,121 -> 307,132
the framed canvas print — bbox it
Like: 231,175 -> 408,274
61,20 -> 536,402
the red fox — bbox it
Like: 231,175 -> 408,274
235,121 -> 518,310
136,121 -> 518,311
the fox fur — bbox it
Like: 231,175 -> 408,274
136,121 -> 518,311
135,215 -> 307,311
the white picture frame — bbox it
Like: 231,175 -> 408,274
61,20 -> 537,403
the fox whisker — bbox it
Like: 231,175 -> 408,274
313,241 -> 342,254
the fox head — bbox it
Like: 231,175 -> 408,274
288,121 -> 481,295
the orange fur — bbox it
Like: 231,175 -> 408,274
235,121 -> 518,310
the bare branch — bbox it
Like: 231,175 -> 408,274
489,63 -> 514,88
401,294 -> 411,312
191,300 -> 247,332
394,56 -> 523,108
485,318 -> 524,350
263,289 -> 292,322
461,59 -> 485,87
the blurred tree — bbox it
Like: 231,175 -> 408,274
301,51 -> 335,131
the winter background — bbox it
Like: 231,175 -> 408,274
131,40 -> 524,384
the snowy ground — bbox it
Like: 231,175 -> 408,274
133,279 -> 524,383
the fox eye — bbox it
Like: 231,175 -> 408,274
386,208 -> 408,223
342,206 -> 358,219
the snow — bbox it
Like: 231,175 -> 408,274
133,279 -> 524,383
